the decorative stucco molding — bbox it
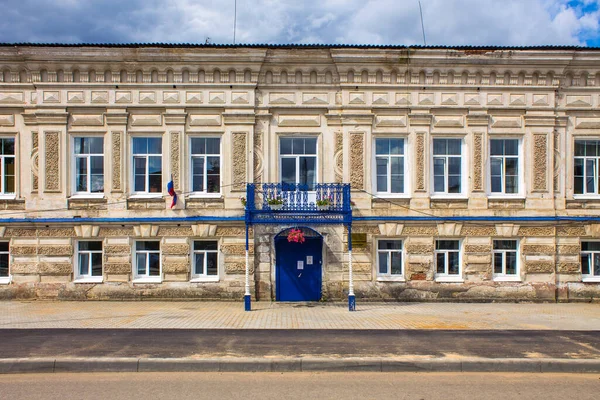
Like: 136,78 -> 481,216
170,131 -> 180,191
253,124 -> 263,184
415,133 -> 425,191
350,132 -> 364,190
334,130 -> 343,183
31,131 -> 39,192
533,134 -> 548,191
232,132 -> 247,191
111,131 -> 122,192
472,133 -> 483,191
44,131 -> 60,192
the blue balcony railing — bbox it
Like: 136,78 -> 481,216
245,183 -> 351,225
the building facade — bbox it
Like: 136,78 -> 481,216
0,44 -> 599,302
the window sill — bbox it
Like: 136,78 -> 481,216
74,277 -> 103,284
373,193 -> 410,199
582,277 -> 600,283
70,194 -> 105,200
430,195 -> 468,200
487,195 -> 525,200
0,194 -> 16,200
435,276 -> 464,283
0,276 -> 11,285
190,276 -> 220,283
132,277 -> 162,284
493,276 -> 522,282
188,194 -> 222,199
129,194 -> 163,199
376,276 -> 406,282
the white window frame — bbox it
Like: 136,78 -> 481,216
492,239 -> 521,282
581,241 -> 600,282
431,137 -> 466,198
373,137 -> 408,197
488,137 -> 524,198
0,241 -> 10,285
130,136 -> 163,198
133,240 -> 162,283
573,139 -> 600,198
278,136 -> 319,188
434,239 -> 463,282
74,241 -> 103,283
71,136 -> 105,198
0,137 -> 16,199
376,239 -> 405,282
189,136 -> 222,198
190,240 -> 220,282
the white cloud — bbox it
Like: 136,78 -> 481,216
0,0 -> 598,46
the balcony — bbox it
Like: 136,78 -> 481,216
245,183 -> 352,225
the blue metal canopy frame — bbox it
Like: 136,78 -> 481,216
244,183 -> 354,311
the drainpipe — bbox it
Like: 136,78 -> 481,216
348,224 -> 355,311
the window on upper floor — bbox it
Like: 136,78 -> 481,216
435,240 -> 461,281
490,139 -> 520,195
134,241 -> 161,282
0,242 -> 9,284
433,138 -> 462,195
191,241 -> 219,281
132,137 -> 162,194
375,138 -> 405,195
377,240 -> 404,279
190,138 -> 221,195
574,140 -> 600,195
73,137 -> 104,195
0,138 -> 15,195
280,137 -> 317,190
75,241 -> 103,282
493,239 -> 520,281
581,241 -> 600,282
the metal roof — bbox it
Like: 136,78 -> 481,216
0,43 -> 598,50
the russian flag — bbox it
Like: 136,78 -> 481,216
167,178 -> 177,209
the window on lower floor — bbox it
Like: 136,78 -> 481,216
0,242 -> 9,278
581,242 -> 600,280
76,241 -> 103,280
435,240 -> 461,278
377,240 -> 403,277
493,240 -> 519,278
134,241 -> 161,279
192,241 -> 218,280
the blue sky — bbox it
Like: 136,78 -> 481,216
1,0 -> 599,46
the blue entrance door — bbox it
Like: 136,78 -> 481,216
276,236 -> 322,301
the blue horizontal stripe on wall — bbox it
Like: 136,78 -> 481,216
0,215 -> 597,224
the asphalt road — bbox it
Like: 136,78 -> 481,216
0,329 -> 599,359
1,372 -> 599,400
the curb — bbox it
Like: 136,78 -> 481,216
1,357 -> 600,374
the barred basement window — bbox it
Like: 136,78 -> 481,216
191,241 -> 219,281
75,241 -> 103,282
581,242 -> 600,282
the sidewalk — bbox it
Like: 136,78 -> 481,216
0,301 -> 598,374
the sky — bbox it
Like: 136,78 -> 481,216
1,0 -> 600,47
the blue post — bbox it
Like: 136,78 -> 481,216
244,210 -> 252,311
348,224 -> 355,311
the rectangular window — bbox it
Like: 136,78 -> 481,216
0,138 -> 15,195
190,138 -> 221,194
76,241 -> 103,281
132,137 -> 162,194
493,240 -> 519,279
433,138 -> 462,194
574,140 -> 600,195
377,240 -> 403,278
134,241 -> 161,280
280,137 -> 317,190
490,139 -> 519,194
581,242 -> 600,281
435,240 -> 461,279
0,242 -> 9,279
192,241 -> 219,280
74,137 -> 104,194
375,138 -> 405,194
